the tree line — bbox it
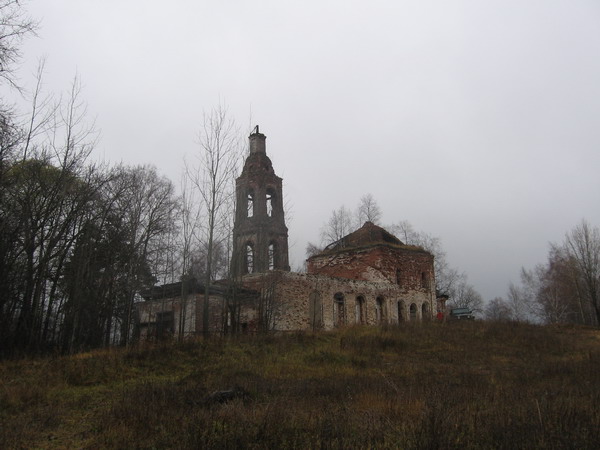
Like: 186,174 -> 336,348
485,220 -> 600,326
0,2 -> 241,355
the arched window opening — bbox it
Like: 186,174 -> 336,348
268,242 -> 276,271
334,292 -> 345,327
266,188 -> 276,218
245,242 -> 254,274
421,272 -> 429,290
409,303 -> 417,321
309,291 -> 323,330
422,302 -> 430,321
398,301 -> 404,323
355,296 -> 365,324
376,296 -> 385,324
247,190 -> 254,218
396,269 -> 402,286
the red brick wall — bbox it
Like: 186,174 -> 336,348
307,245 -> 434,292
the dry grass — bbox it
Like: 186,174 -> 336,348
1,321 -> 600,449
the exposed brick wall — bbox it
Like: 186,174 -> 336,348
307,244 -> 434,291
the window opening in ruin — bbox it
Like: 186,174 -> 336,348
309,291 -> 323,330
355,296 -> 365,324
268,242 -> 275,270
334,292 -> 345,327
422,303 -> 429,320
398,301 -> 404,323
266,188 -> 275,217
155,311 -> 174,340
396,269 -> 401,285
421,272 -> 429,290
247,190 -> 254,217
245,242 -> 254,273
376,296 -> 384,323
410,303 -> 417,321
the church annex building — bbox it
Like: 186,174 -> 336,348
136,129 -> 444,339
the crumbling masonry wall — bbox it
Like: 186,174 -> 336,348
241,271 -> 436,331
307,244 -> 434,289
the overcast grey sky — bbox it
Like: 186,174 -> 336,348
13,0 -> 600,301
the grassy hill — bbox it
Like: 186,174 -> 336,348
2,321 -> 600,449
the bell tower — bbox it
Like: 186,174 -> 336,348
232,127 -> 290,277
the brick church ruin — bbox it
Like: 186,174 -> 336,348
137,129 -> 440,339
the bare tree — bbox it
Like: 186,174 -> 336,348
187,105 -> 241,337
507,225 -> 599,326
2,75 -> 100,352
389,220 -> 420,244
0,0 -> 37,89
109,164 -> 178,346
564,219 -> 600,326
506,282 -> 531,322
448,280 -> 484,314
320,205 -> 353,246
305,242 -> 322,258
484,297 -> 512,321
356,193 -> 382,225
177,171 -> 201,340
1,0 -> 37,178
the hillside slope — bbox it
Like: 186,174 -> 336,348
1,322 -> 600,449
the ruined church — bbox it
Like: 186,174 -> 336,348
137,129 -> 441,339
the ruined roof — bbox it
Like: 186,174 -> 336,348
140,278 -> 259,301
309,221 -> 429,258
327,222 -> 402,249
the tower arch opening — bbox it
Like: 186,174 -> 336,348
268,241 -> 276,270
245,242 -> 254,274
266,187 -> 276,218
247,189 -> 255,218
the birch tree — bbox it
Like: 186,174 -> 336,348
188,106 -> 241,337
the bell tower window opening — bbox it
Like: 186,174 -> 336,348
266,188 -> 276,218
268,242 -> 276,271
247,190 -> 255,218
245,242 -> 254,274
